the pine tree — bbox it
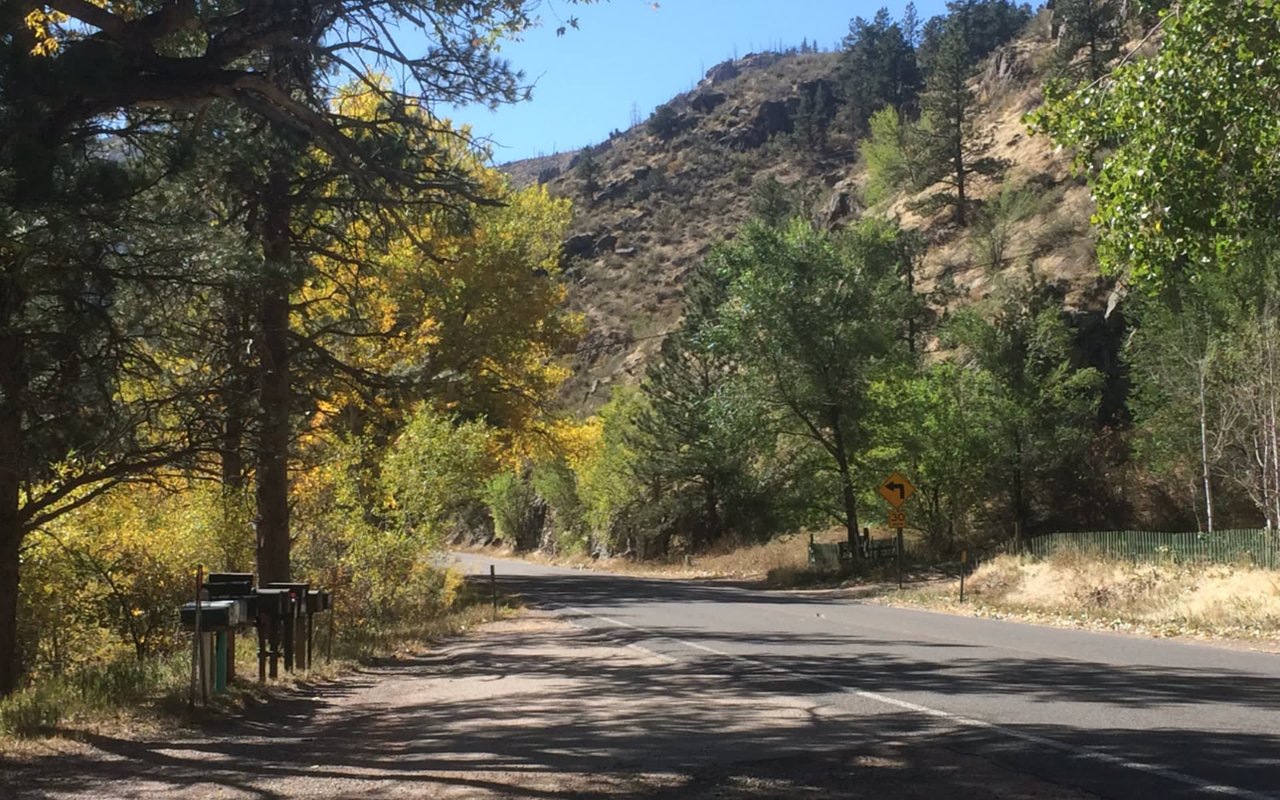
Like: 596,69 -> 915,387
837,8 -> 922,134
916,23 -> 1005,226
1053,0 -> 1124,81
576,151 -> 602,201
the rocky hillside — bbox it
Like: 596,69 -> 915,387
507,9 -> 1111,411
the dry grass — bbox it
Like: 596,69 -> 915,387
497,527 -> 910,590
898,552 -> 1280,643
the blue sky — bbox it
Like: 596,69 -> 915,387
445,1 -> 949,164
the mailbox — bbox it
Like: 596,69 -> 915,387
305,589 -> 331,614
254,588 -> 291,618
265,583 -> 310,616
206,572 -> 254,600
180,599 -> 240,629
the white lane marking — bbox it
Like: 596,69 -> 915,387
563,605 -> 1276,800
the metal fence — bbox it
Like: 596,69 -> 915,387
1025,529 -> 1280,569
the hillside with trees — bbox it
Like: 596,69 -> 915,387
490,0 -> 1279,565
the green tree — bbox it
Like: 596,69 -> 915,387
916,22 -> 1006,225
647,104 -> 684,141
576,151 -> 602,201
919,0 -> 1033,67
0,0 -> 595,694
944,277 -> 1103,539
715,220 -> 916,553
749,176 -> 803,227
1034,0 -> 1280,285
860,107 -> 927,204
871,363 -> 1001,552
1052,0 -> 1124,81
837,8 -> 922,134
628,263 -> 777,550
0,141 -> 224,693
794,80 -> 836,151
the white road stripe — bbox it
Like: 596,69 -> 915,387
563,605 -> 1276,800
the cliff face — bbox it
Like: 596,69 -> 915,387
506,14 -> 1111,412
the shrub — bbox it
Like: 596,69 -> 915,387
485,471 -> 546,551
647,104 -> 683,140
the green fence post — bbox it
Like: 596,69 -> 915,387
214,631 -> 227,694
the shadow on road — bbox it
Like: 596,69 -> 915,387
8,571 -> 1280,799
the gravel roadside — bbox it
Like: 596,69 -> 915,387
1,613 -> 1094,799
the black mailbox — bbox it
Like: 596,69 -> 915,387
206,572 -> 255,600
305,589 -> 331,614
254,588 -> 291,617
266,583 -> 310,615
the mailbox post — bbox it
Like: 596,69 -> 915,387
267,583 -> 310,671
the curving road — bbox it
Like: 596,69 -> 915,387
452,552 -> 1280,800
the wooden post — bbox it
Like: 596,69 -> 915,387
490,564 -> 498,616
959,550 -> 968,603
189,565 -> 202,708
896,527 -> 904,589
327,592 -> 335,663
256,614 -> 268,683
196,566 -> 206,705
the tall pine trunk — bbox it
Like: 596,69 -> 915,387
255,162 -> 292,585
0,273 -> 25,694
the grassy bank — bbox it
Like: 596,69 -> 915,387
894,552 -> 1280,643
0,576 -> 518,742
503,529 -> 863,584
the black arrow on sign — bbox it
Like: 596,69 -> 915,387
886,481 -> 906,500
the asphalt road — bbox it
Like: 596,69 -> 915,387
451,552 -> 1280,800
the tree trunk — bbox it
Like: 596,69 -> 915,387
0,506 -> 19,695
255,162 -> 292,585
1197,359 -> 1215,532
1012,431 -> 1027,547
953,124 -> 967,227
828,410 -> 862,559
0,274 -> 25,694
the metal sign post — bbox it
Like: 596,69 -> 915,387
879,473 -> 915,590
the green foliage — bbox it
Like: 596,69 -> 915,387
916,18 -> 1008,225
1034,0 -> 1280,285
382,407 -> 496,540
627,263 -> 786,550
859,107 -> 922,205
1052,0 -> 1125,81
943,275 -> 1104,534
713,219 -> 918,541
576,151 -> 601,199
749,176 -> 803,227
1126,256 -> 1280,528
530,460 -> 589,554
837,8 -> 923,134
484,472 -> 546,551
0,652 -> 188,737
972,186 -> 1039,268
794,79 -> 836,150
919,0 -> 1033,67
575,388 -> 653,555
